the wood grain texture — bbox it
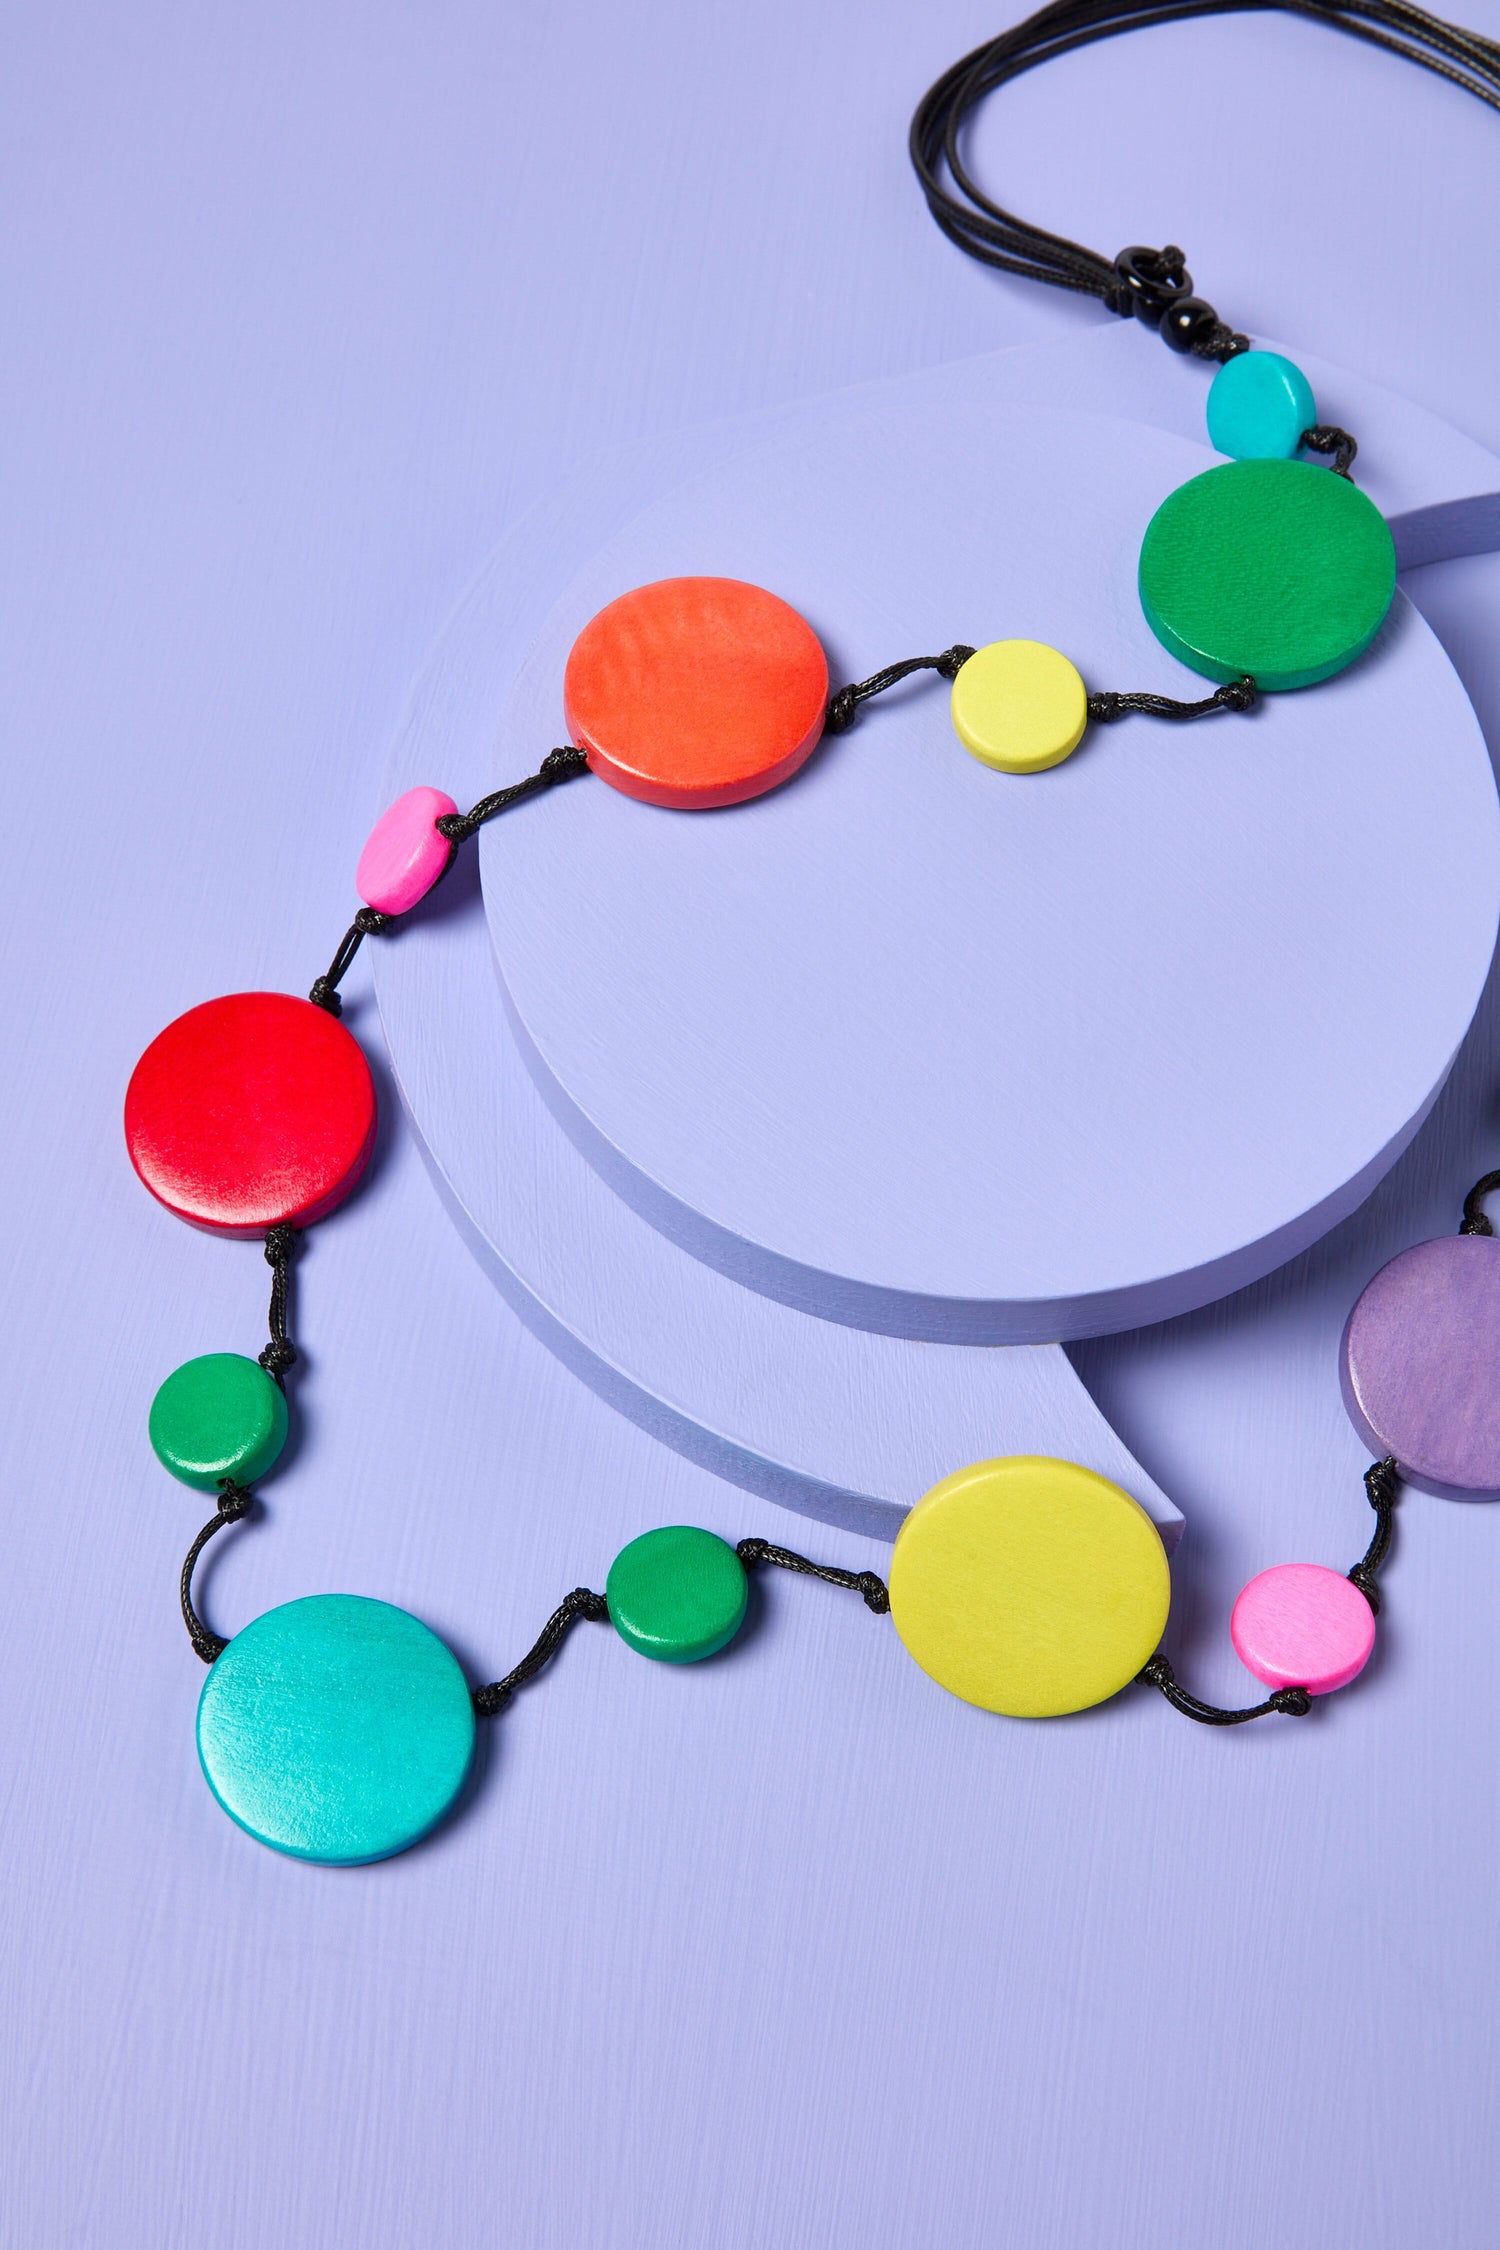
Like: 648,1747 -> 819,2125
373,380 -> 1184,1548
124,993 -> 378,1234
1138,456 -> 1396,686
887,1455 -> 1171,1717
563,575 -> 828,807
1340,1233 -> 1500,1495
480,393 -> 1494,1340
950,638 -> 1089,772
8,6 -> 1500,2248
1228,1564 -> 1376,1695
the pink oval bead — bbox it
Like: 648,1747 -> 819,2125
1230,1563 -> 1375,1696
355,787 -> 458,915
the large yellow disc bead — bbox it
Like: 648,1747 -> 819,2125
888,1456 -> 1170,1717
950,639 -> 1088,773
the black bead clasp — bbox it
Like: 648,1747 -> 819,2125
1109,245 -> 1248,363
1109,244 -> 1192,327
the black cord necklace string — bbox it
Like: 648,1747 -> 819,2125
912,0 -> 1500,358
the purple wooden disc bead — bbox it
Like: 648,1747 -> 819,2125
1341,1233 -> 1500,1497
356,786 -> 458,915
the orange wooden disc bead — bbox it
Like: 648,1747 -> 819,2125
562,576 -> 829,809
125,992 -> 377,1236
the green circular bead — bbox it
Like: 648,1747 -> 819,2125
149,1351 -> 288,1490
1138,457 -> 1396,691
606,1526 -> 748,1663
197,1594 -> 475,1864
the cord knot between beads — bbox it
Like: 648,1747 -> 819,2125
1270,1685 -> 1313,1716
258,1338 -> 297,1379
1347,1562 -> 1382,1614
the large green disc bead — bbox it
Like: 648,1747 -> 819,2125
197,1594 -> 475,1864
149,1351 -> 288,1489
1138,457 -> 1396,691
606,1526 -> 748,1663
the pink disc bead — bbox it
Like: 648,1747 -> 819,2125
1230,1563 -> 1375,1696
355,786 -> 458,915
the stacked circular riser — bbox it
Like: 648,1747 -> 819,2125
375,332 -> 1500,1547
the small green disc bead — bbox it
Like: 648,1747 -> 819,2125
1206,349 -> 1316,461
606,1525 -> 748,1663
149,1351 -> 288,1490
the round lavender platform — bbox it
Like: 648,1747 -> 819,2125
374,329 -> 1500,1534
483,383 -> 1500,1342
1342,1233 -> 1500,1497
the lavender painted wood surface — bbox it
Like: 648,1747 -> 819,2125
8,5 -> 1500,2249
482,385 -> 1499,1341
1341,1233 -> 1500,1496
373,328 -> 1500,1530
374,365 -> 1184,1546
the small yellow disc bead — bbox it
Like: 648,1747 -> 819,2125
950,639 -> 1088,773
888,1455 -> 1170,1717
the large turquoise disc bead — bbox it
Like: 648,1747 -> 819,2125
1206,350 -> 1316,461
606,1526 -> 748,1662
149,1351 -> 288,1489
197,1595 -> 475,1863
1138,457 -> 1396,690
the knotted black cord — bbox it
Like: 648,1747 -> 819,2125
309,907 -> 392,1017
912,1 -> 1500,362
736,1537 -> 891,1613
1301,424 -> 1360,477
1088,676 -> 1257,723
829,647 -> 1259,730
1137,1454 -> 1400,1720
1137,1655 -> 1313,1722
258,1224 -> 300,1386
307,748 -> 591,1018
1349,1456 -> 1399,1612
1459,1167 -> 1500,1233
435,744 -> 590,844
181,1482 -> 254,1663
825,648 -> 976,732
472,1588 -> 611,1716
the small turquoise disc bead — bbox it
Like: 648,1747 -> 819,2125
149,1351 -> 288,1490
1206,349 -> 1317,461
606,1526 -> 748,1663
197,1594 -> 475,1864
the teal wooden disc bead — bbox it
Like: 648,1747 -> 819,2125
1206,349 -> 1316,461
197,1594 -> 475,1864
606,1526 -> 748,1662
149,1351 -> 288,1490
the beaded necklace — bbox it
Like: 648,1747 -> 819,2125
126,1 -> 1500,1864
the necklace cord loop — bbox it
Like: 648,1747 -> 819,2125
1459,1168 -> 1500,1234
180,1482 -> 255,1664
911,2 -> 1500,357
1138,1456 -> 1399,1716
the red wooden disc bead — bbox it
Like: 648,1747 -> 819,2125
563,575 -> 829,810
125,993 -> 377,1235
